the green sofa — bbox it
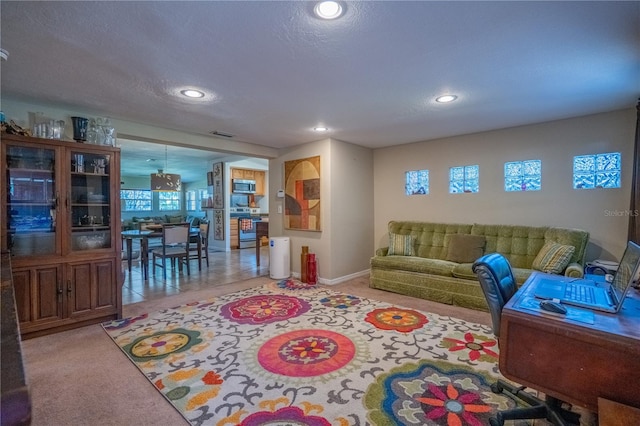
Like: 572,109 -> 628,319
370,221 -> 589,312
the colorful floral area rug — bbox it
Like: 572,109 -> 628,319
103,280 -> 525,426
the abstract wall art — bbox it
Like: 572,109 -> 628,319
284,155 -> 321,231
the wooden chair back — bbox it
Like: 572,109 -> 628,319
163,223 -> 190,245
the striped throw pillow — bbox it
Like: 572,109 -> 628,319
387,233 -> 415,256
532,242 -> 575,274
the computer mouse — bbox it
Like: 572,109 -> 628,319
539,300 -> 567,315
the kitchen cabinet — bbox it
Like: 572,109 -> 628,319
254,170 -> 266,196
230,168 -> 266,196
231,168 -> 243,179
230,218 -> 239,249
1,133 -> 122,338
231,168 -> 255,180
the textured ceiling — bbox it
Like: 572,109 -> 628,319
1,1 -> 638,153
117,138 -> 267,184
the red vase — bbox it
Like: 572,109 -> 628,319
307,253 -> 317,285
301,246 -> 309,283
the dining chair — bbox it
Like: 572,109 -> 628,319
188,221 -> 210,270
199,221 -> 210,267
151,222 -> 190,279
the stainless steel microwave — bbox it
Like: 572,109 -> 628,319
232,179 -> 256,194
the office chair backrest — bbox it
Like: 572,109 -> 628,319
472,253 -> 517,337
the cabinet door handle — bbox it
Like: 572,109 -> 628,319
67,280 -> 72,293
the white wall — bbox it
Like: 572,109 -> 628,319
269,138 -> 374,283
328,139 -> 374,279
373,108 -> 636,262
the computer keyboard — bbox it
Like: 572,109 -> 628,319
565,283 -> 595,303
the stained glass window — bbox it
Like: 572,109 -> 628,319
449,165 -> 479,193
505,160 -> 541,192
573,152 -> 621,189
405,169 -> 429,195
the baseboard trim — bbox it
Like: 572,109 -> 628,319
288,269 -> 370,285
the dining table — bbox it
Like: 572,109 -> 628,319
122,227 -> 203,280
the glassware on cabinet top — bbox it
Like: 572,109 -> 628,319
84,117 -> 116,146
71,116 -> 89,142
86,118 -> 98,144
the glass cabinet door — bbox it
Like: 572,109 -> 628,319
70,149 -> 112,251
5,144 -> 58,256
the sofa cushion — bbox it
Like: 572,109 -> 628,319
371,255 -> 456,277
166,214 -> 184,224
451,263 -> 477,280
471,224 -> 548,269
388,221 -> 473,260
387,233 -> 415,256
532,242 -> 575,274
512,268 -> 535,285
186,214 -> 206,227
453,263 -> 533,285
446,234 -> 486,263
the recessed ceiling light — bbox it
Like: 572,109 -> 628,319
314,1 -> 343,19
180,89 -> 205,98
314,126 -> 329,132
436,95 -> 458,103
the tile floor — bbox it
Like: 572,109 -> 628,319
122,245 -> 271,305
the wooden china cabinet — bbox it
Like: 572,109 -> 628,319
1,133 -> 122,339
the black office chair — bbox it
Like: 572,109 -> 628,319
472,253 -> 580,426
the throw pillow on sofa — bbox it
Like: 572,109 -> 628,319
166,214 -> 184,223
445,234 -> 486,263
532,242 -> 575,274
387,233 -> 415,256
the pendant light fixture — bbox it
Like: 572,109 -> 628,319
150,146 -> 182,191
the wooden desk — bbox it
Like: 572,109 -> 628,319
500,272 -> 640,413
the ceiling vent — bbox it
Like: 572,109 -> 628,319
210,130 -> 234,138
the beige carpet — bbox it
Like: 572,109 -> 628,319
21,276 -> 493,426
